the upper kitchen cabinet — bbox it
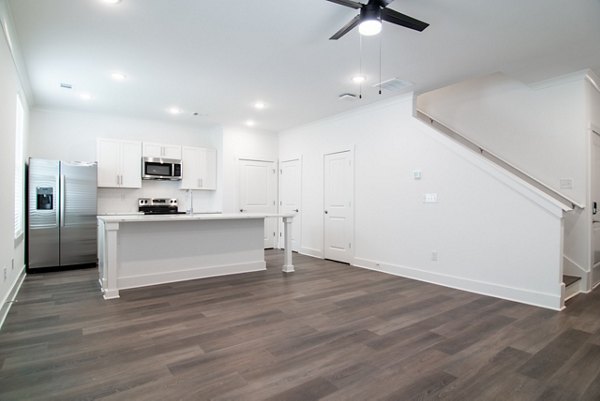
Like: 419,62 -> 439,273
143,142 -> 182,160
97,138 -> 142,188
181,146 -> 217,190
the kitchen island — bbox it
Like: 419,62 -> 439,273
97,213 -> 294,299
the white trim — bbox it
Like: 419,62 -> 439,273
117,261 -> 266,291
300,247 -> 324,259
0,266 -> 26,330
353,257 -> 563,311
586,70 -> 600,94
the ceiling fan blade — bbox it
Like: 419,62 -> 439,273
376,0 -> 395,7
381,8 -> 429,32
329,14 -> 361,40
324,0 -> 363,10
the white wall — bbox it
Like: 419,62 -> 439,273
417,72 -> 587,205
221,125 -> 279,213
28,108 -> 223,214
0,0 -> 27,325
280,95 -> 565,309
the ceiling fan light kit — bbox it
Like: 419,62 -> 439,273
326,0 -> 429,40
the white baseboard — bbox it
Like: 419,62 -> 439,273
353,257 -> 562,311
117,260 -> 266,291
300,247 -> 323,259
0,266 -> 26,331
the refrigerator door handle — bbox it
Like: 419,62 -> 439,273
60,174 -> 66,227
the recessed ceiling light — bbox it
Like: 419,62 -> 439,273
102,0 -> 121,4
111,72 -> 126,81
352,75 -> 366,84
167,107 -> 182,115
246,120 -> 256,127
80,93 -> 93,101
254,101 -> 266,110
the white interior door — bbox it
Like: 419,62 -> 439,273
323,151 -> 353,263
592,131 -> 600,286
239,159 -> 277,248
279,158 -> 301,251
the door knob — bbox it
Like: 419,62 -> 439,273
240,209 -> 245,212
324,210 -> 328,214
294,209 -> 299,212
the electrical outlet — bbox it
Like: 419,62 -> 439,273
3,267 -> 7,281
431,251 -> 438,261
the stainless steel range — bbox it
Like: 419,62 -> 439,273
138,198 -> 186,215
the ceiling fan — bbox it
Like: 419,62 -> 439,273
326,0 -> 429,40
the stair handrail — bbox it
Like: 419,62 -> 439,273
416,109 -> 584,210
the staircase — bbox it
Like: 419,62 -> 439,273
563,275 -> 582,302
415,109 -> 586,307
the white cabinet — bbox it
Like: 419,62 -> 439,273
181,146 -> 217,190
143,142 -> 182,159
97,139 -> 142,188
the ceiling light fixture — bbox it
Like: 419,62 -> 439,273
111,72 -> 126,81
352,75 -> 366,84
102,0 -> 121,4
167,107 -> 182,115
246,120 -> 256,127
254,101 -> 266,110
358,3 -> 382,36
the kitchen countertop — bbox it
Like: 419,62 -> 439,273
97,212 -> 295,223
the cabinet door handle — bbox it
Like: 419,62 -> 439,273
117,174 -> 120,186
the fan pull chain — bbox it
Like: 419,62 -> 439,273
359,33 -> 363,99
379,25 -> 382,95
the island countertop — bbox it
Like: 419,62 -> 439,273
97,212 -> 294,223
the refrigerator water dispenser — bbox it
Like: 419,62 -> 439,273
36,187 -> 54,210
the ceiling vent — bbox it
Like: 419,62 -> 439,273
338,93 -> 358,101
373,78 -> 413,92
60,83 -> 72,89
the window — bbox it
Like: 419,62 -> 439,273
14,94 -> 24,238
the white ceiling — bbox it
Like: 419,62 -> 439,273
7,0 -> 600,131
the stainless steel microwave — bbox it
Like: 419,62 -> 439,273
142,157 -> 182,180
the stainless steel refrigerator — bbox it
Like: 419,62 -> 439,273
28,158 -> 98,270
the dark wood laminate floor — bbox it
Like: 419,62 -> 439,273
2,251 -> 600,401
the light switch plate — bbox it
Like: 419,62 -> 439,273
424,193 -> 438,203
413,170 -> 422,180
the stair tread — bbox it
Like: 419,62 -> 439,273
563,275 -> 581,287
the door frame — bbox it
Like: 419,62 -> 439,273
589,126 -> 600,290
322,147 -> 355,263
237,156 -> 279,248
278,156 -> 302,250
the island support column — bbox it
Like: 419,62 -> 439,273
101,221 -> 121,299
282,216 -> 294,273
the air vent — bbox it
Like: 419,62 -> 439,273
60,83 -> 72,89
338,93 -> 357,101
373,78 -> 413,92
